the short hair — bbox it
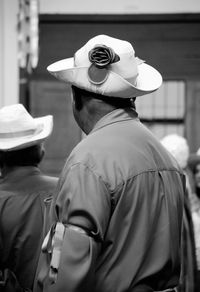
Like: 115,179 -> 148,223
0,144 -> 44,168
71,85 -> 136,110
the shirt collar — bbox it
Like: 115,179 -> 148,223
0,166 -> 40,183
90,107 -> 139,134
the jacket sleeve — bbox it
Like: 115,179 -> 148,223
39,162 -> 111,292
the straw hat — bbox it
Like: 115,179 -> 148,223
47,34 -> 162,98
0,104 -> 53,151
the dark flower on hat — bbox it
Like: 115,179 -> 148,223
88,45 -> 120,68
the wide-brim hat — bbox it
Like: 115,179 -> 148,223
0,104 -> 53,151
47,34 -> 162,98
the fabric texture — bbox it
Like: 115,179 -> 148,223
0,166 -> 58,291
34,108 -> 185,292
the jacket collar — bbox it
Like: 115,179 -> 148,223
90,107 -> 139,134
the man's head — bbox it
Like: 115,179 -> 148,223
71,85 -> 136,134
0,103 -> 53,152
0,144 -> 45,169
161,134 -> 190,170
47,34 -> 162,132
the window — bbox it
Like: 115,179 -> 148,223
136,81 -> 185,139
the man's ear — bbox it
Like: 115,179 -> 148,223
39,143 -> 45,161
72,86 -> 83,111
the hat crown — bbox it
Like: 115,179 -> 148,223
82,34 -> 134,55
74,34 -> 138,83
0,104 -> 37,134
0,104 -> 53,151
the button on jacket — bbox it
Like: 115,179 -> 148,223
0,166 -> 58,290
35,108 -> 185,292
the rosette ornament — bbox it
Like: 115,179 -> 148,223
88,45 -> 120,85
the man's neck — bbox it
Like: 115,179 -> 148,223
1,165 -> 38,178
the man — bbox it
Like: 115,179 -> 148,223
0,104 -> 58,291
34,35 -> 185,292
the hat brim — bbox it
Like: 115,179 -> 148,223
47,57 -> 162,98
0,115 -> 53,151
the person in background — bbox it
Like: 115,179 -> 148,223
188,148 -> 200,292
34,34 -> 185,292
161,134 -> 197,292
0,104 -> 58,291
160,134 -> 193,199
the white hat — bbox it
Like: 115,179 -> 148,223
160,134 -> 189,169
47,34 -> 162,98
0,104 -> 53,151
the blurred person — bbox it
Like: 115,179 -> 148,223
188,148 -> 200,292
34,34 -> 185,292
160,134 -> 193,195
188,148 -> 200,198
161,134 -> 197,292
0,104 -> 58,291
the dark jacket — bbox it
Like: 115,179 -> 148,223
35,108 -> 185,292
0,166 -> 58,291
